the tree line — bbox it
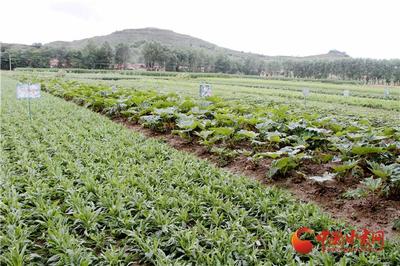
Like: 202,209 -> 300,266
1,41 -> 400,84
1,42 -> 131,69
141,42 -> 266,74
0,41 -> 266,75
263,58 -> 400,85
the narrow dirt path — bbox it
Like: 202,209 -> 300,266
115,118 -> 400,240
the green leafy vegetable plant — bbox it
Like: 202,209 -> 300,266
344,177 -> 383,209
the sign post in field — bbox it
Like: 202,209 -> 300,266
16,83 -> 41,119
384,88 -> 390,98
302,88 -> 310,107
199,83 -> 212,97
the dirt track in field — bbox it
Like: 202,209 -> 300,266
115,118 -> 400,240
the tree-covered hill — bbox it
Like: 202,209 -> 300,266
44,28 -> 270,63
1,28 -> 399,84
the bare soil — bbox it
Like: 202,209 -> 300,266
115,118 -> 400,240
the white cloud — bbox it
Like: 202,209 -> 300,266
1,0 -> 399,59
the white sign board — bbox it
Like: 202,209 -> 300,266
17,83 -> 41,99
343,90 -> 350,97
384,88 -> 390,98
199,84 -> 212,97
302,88 -> 310,97
111,85 -> 117,92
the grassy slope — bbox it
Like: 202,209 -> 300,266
1,75 -> 399,265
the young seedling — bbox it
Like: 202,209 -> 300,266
332,159 -> 361,181
344,177 -> 383,210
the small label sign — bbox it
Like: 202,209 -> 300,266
384,88 -> 390,98
17,83 -> 41,99
200,84 -> 212,97
302,88 -> 310,97
343,90 -> 350,97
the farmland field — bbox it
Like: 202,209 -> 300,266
15,69 -> 400,119
1,70 -> 400,265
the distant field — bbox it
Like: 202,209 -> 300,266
13,69 -> 400,123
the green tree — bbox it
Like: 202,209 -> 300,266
142,42 -> 167,69
82,42 -> 98,69
114,43 -> 131,68
214,54 -> 231,73
66,50 -> 83,68
96,42 -> 113,69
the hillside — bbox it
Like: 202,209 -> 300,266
44,28 -> 348,63
2,28 -> 353,72
47,28 -> 221,51
45,28 -> 268,62
304,49 -> 350,59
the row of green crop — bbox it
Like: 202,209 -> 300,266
5,76 -> 400,264
15,67 -> 366,84
205,78 -> 400,100
32,72 -> 399,99
14,70 -> 400,119
75,79 -> 399,124
39,79 -> 400,201
23,68 -> 400,97
60,73 -> 400,110
207,77 -> 395,92
15,68 -> 261,79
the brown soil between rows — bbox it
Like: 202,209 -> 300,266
115,118 -> 400,240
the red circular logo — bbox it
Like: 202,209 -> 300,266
291,227 -> 314,254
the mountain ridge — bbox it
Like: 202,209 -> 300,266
43,27 -> 349,62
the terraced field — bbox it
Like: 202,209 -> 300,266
1,71 -> 400,265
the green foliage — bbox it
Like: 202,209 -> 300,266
263,57 -> 400,85
268,155 -> 302,178
344,177 -> 383,208
393,219 -> 400,231
210,147 -> 238,166
209,127 -> 235,144
31,78 -> 400,197
362,177 -> 383,194
3,71 -> 400,264
332,160 -> 359,173
142,42 -> 167,69
6,76 -> 381,265
351,145 -> 386,155
176,116 -> 199,130
368,162 -> 400,196
368,161 -> 395,179
267,133 -> 281,143
341,162 -> 400,197
234,129 -> 259,141
114,43 -> 131,65
254,151 -> 282,159
139,115 -> 162,130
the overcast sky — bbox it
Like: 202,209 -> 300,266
1,0 -> 399,59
